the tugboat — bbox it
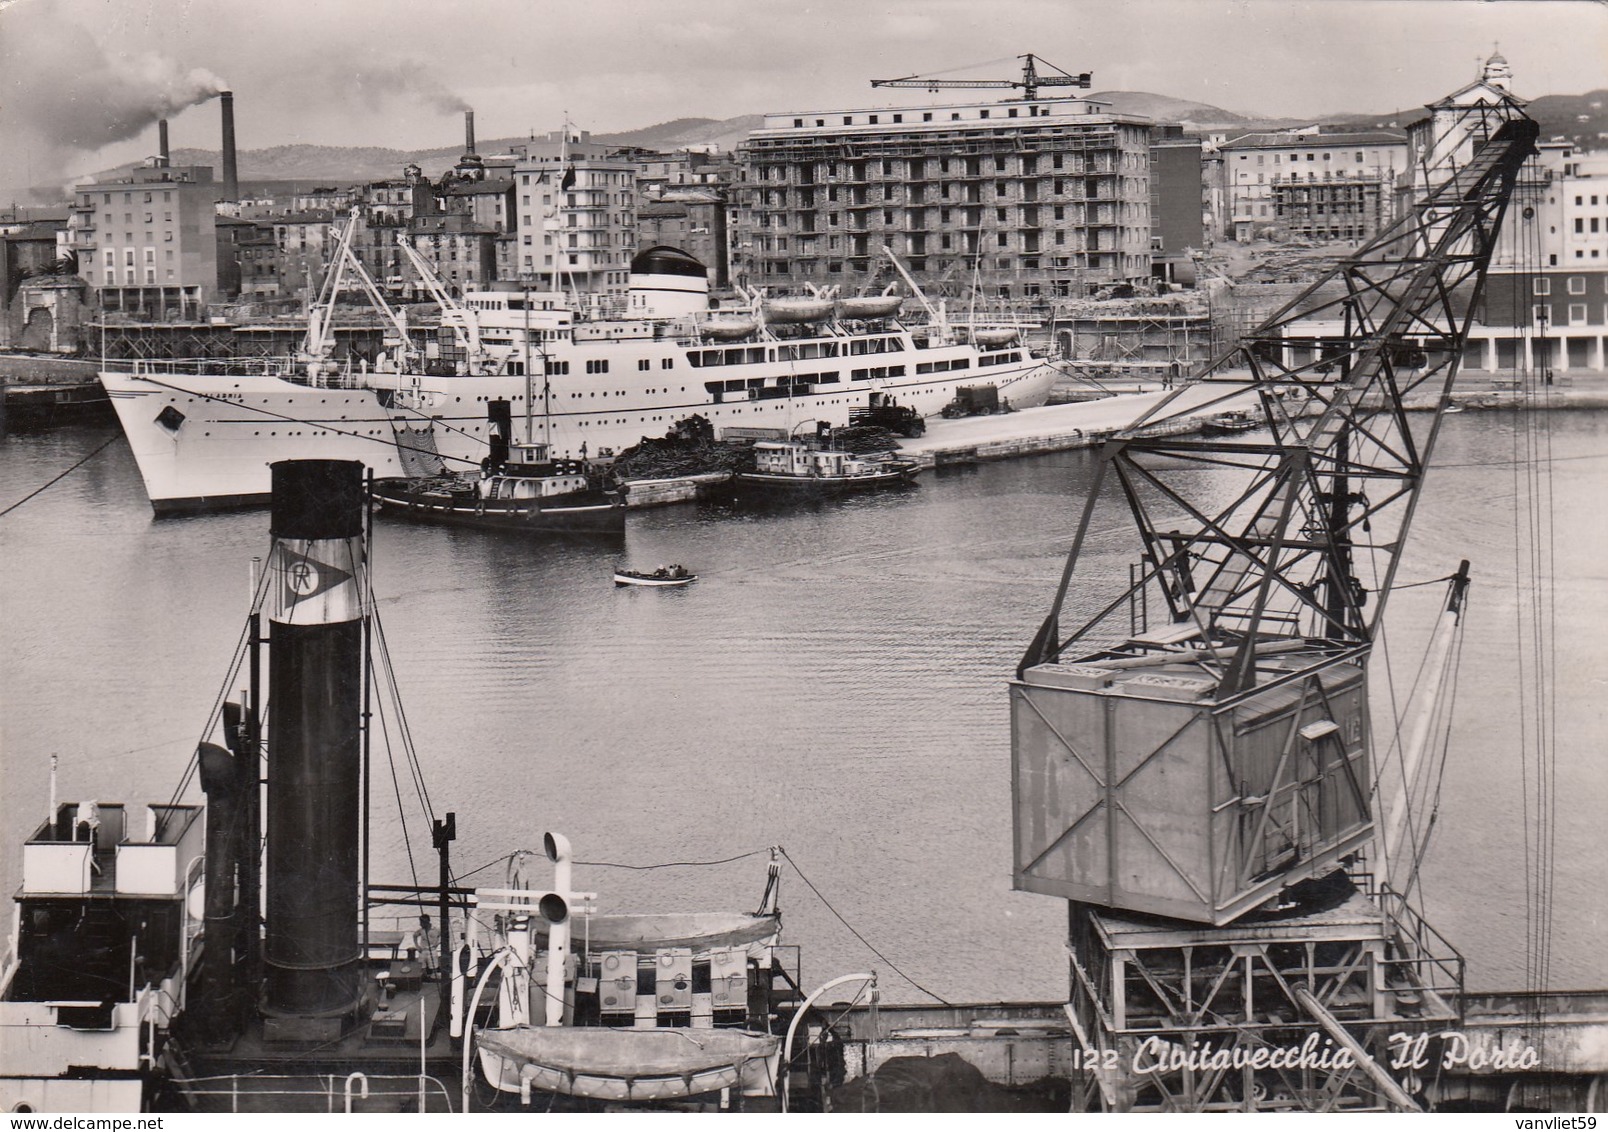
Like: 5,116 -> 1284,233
0,460 -> 802,1113
733,437 -> 924,498
371,399 -> 625,535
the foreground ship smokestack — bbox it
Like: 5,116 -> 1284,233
262,460 -> 366,1035
220,89 -> 239,200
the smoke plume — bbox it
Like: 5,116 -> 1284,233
0,3 -> 228,200
342,60 -> 472,115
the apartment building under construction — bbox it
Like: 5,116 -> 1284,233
732,97 -> 1154,299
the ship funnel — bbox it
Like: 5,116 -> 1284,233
261,460 -> 367,1037
220,90 -> 239,200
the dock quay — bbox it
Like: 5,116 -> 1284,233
824,990 -> 1608,1112
616,384 -> 1256,506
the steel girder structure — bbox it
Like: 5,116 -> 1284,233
1019,116 -> 1538,695
1063,892 -> 1465,1113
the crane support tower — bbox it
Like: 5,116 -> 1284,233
1010,103 -> 1539,1111
871,54 -> 1091,101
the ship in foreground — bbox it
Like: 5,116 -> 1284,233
0,460 -> 800,1113
101,222 -> 1057,513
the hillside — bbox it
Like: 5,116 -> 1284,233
1328,89 -> 1608,152
139,87 -> 1605,187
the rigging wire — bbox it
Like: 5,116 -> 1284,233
162,543 -> 274,818
778,847 -> 952,1006
0,433 -> 121,518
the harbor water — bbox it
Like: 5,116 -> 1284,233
2,413 -> 1604,1004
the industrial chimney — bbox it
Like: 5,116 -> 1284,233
260,460 -> 367,1039
220,89 -> 239,200
158,118 -> 170,167
464,108 -> 476,155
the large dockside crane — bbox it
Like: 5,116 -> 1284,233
1009,103 -> 1538,1111
871,54 -> 1091,101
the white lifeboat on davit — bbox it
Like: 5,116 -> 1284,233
972,327 -> 1021,348
836,295 -> 903,320
762,297 -> 835,323
699,317 -> 759,340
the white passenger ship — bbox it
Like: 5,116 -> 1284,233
102,224 -> 1056,512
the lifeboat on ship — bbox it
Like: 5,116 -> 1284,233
699,316 -> 759,340
836,295 -> 903,320
477,1026 -> 779,1103
762,297 -> 835,324
971,327 -> 1021,349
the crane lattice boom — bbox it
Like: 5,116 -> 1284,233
871,54 -> 1091,102
1020,113 -> 1540,696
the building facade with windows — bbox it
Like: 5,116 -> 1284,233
1471,145 -> 1608,374
1149,126 -> 1205,285
733,97 -> 1154,299
511,131 -> 638,295
407,211 -> 499,296
1218,129 -> 1406,244
636,191 -> 728,288
67,164 -> 220,316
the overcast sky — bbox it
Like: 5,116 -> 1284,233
2,0 -> 1604,202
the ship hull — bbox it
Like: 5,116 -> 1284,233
371,481 -> 626,535
733,466 -> 923,496
101,342 -> 1056,512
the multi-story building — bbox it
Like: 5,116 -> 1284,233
1471,144 -> 1608,375
734,96 -> 1154,299
293,187 -> 356,214
511,130 -> 638,294
273,211 -> 336,300
1149,126 -> 1205,285
1217,128 -> 1407,244
359,170 -> 436,225
617,148 -> 731,199
636,191 -> 728,288
215,216 -> 278,298
67,164 -> 221,316
441,177 -> 516,236
407,211 -> 498,296
1397,51 -> 1608,375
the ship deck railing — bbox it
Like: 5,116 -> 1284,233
171,1072 -> 457,1113
124,357 -> 304,379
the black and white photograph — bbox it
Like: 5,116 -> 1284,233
1,0 -> 1604,1117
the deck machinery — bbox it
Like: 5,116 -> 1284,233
1010,109 -> 1539,1111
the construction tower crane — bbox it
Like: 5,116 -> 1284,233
1008,98 -> 1538,1112
871,54 -> 1090,101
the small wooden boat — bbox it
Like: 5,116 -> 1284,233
372,441 -> 626,534
477,1026 -> 779,1103
733,439 -> 924,497
615,564 -> 696,587
1200,409 -> 1261,436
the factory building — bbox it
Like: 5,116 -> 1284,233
733,97 -> 1155,298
